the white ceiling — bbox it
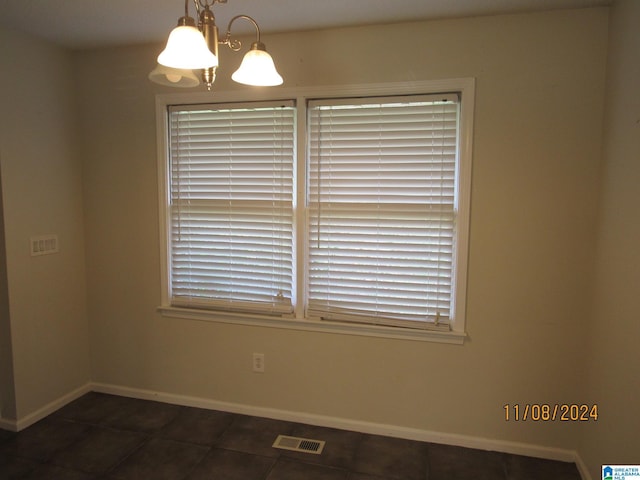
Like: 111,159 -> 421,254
0,0 -> 611,50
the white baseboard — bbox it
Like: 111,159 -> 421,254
575,451 -> 593,480
3,381 -> 589,478
91,382 -> 578,464
0,383 -> 91,432
0,417 -> 15,431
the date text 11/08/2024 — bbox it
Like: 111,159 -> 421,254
504,404 -> 598,422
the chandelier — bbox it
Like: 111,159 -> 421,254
149,0 -> 283,90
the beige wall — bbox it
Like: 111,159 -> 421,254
0,167 -> 16,419
7,4 -> 638,471
579,0 -> 640,477
76,7 -> 608,453
0,27 -> 90,420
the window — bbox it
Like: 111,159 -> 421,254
307,95 -> 458,330
167,101 -> 296,315
158,80 -> 473,342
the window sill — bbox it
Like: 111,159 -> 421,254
157,306 -> 467,345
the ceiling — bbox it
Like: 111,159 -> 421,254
0,0 -> 611,50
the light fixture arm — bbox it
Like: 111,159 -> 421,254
221,15 -> 262,52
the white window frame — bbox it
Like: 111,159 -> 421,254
156,78 -> 474,344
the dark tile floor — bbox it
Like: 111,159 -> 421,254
0,392 -> 582,479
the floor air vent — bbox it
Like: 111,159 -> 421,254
272,435 -> 325,454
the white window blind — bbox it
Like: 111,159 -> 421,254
168,101 -> 295,315
307,94 -> 459,330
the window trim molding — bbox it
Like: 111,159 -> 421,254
156,78 -> 475,344
157,306 -> 467,345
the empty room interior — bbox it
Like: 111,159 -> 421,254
0,0 -> 638,479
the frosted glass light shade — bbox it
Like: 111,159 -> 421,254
148,64 -> 200,88
231,43 -> 283,87
158,25 -> 218,70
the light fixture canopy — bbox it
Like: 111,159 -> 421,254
151,0 -> 283,91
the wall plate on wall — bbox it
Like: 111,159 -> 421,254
30,234 -> 59,256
